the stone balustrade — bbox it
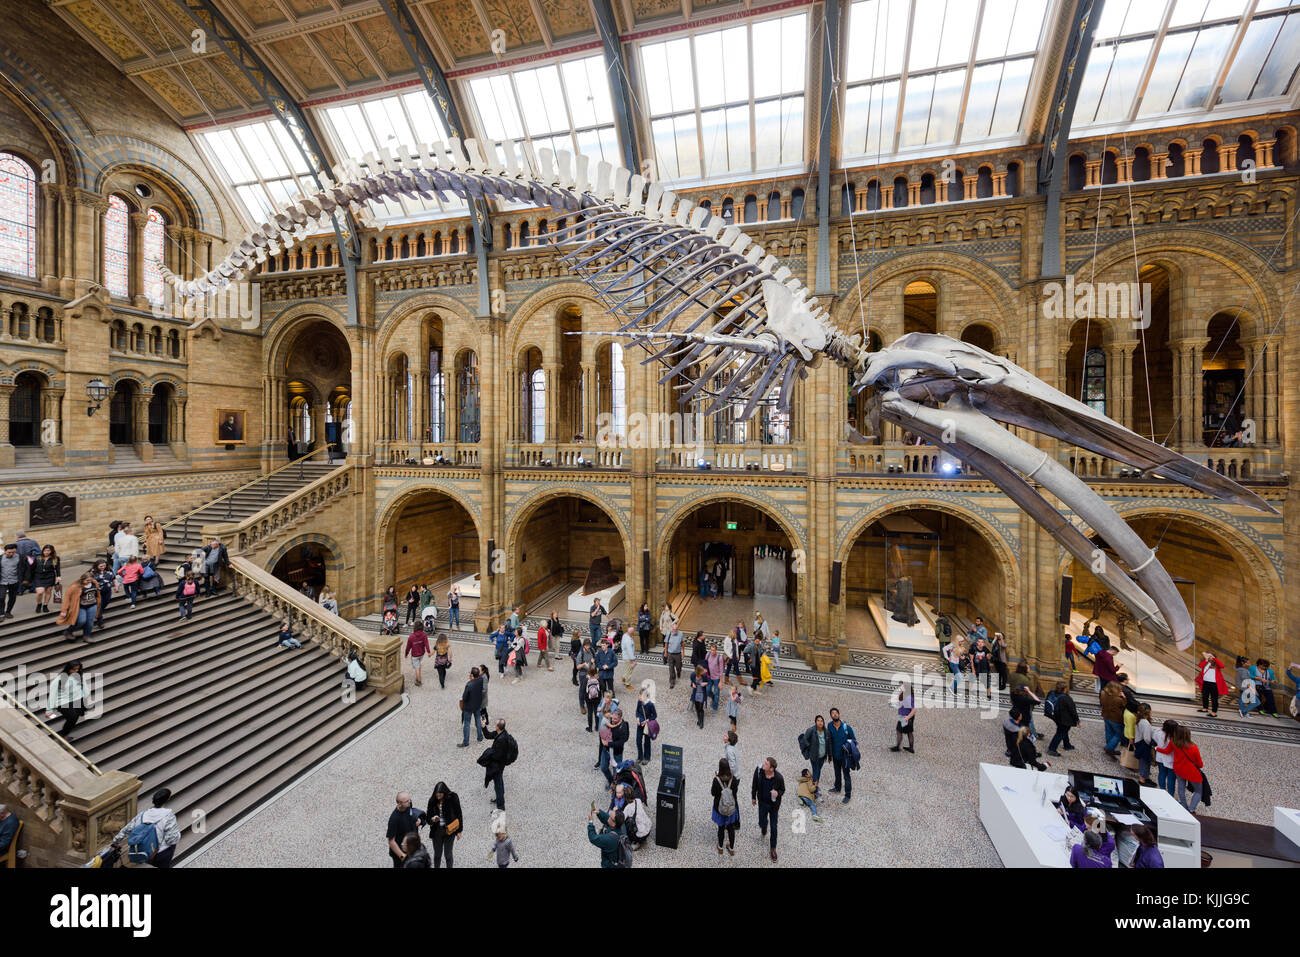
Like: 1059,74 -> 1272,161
226,556 -> 403,696
202,464 -> 354,553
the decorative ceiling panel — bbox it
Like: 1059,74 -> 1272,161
176,60 -> 239,112
67,0 -> 147,61
206,52 -> 263,104
271,36 -> 340,93
429,0 -> 491,57
355,15 -> 416,76
228,0 -> 288,28
101,0 -> 180,55
138,67 -> 204,116
313,25 -> 380,84
283,0 -> 333,15
539,0 -> 594,39
481,0 -> 544,49
692,0 -> 737,10
631,0 -> 681,24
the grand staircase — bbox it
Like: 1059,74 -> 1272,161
0,456 -> 403,864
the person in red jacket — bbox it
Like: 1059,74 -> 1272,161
1195,651 -> 1228,717
536,622 -> 552,671
1159,724 -> 1204,813
405,626 -> 431,687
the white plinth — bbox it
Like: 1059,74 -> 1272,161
454,574 -> 481,599
1068,614 -> 1194,698
1274,807 -> 1300,850
979,763 -> 1073,868
568,580 -> 625,616
869,593 -> 938,651
1139,785 -> 1200,867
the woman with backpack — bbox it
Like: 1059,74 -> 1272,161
711,758 -> 741,856
175,571 -> 199,621
1045,682 -> 1079,756
635,681 -> 658,764
432,634 -> 452,689
690,665 -> 708,728
582,665 -> 602,732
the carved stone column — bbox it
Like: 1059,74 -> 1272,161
1218,143 -> 1238,173
543,362 -> 559,443
128,212 -> 149,309
171,396 -> 188,458
1171,338 -> 1209,447
1112,340 -> 1138,431
992,172 -> 1007,197
1185,148 -> 1203,175
132,392 -> 153,460
1085,160 -> 1102,186
962,175 -> 978,200
581,362 -> 595,440
1116,154 -> 1133,182
1258,138 -> 1276,168
41,388 -> 65,465
1152,152 -> 1168,178
0,384 -> 13,469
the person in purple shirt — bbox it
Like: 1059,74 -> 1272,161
1070,828 -> 1115,868
1130,824 -> 1165,868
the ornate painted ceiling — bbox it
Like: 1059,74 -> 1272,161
44,0 -> 768,125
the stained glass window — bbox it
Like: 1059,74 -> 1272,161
104,195 -> 129,298
1084,349 -> 1107,414
143,208 -> 166,305
0,152 -> 37,278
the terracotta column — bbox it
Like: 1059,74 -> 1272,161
129,212 -> 149,309
544,362 -> 559,443
0,384 -> 13,469
133,392 -> 153,460
1185,148 -> 1202,175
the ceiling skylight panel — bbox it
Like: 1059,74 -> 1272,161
1252,12 -> 1300,95
561,57 -> 614,129
1167,22 -> 1238,109
846,0 -> 909,80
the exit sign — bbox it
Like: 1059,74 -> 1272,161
726,521 -> 738,530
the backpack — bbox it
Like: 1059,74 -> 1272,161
502,733 -> 519,766
1043,691 -> 1059,720
797,729 -> 811,759
842,737 -> 861,772
126,816 -> 161,864
182,580 -> 196,596
615,832 -> 634,868
586,678 -> 600,700
716,777 -> 738,817
627,799 -> 652,839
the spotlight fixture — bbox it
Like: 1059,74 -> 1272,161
85,377 -> 109,416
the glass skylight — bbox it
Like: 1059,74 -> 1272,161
1075,0 -> 1300,131
841,0 -> 1050,161
196,119 -> 321,228
638,12 -> 807,185
466,53 -> 622,171
317,90 -> 468,223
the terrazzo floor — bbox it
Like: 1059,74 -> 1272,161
189,639 -> 1299,868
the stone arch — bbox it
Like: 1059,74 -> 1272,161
265,532 -> 346,577
263,303 -> 350,373
831,250 -> 1020,343
1056,503 -> 1283,660
375,482 -> 484,593
374,291 -> 476,361
834,494 -> 1021,640
654,488 -> 808,633
504,484 -> 633,610
0,358 -> 62,387
504,282 -> 615,359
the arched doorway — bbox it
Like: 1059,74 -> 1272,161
272,540 -> 336,599
384,489 -> 480,622
1132,264 -> 1173,441
9,371 -> 44,446
109,380 -> 136,445
1202,312 -> 1246,447
1060,513 -> 1277,697
280,318 -> 351,459
510,494 -> 627,623
663,499 -> 798,643
841,507 -> 1008,654
148,383 -> 172,444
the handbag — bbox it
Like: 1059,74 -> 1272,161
647,718 -> 660,740
1119,746 -> 1139,771
444,818 -> 461,837
52,584 -> 64,604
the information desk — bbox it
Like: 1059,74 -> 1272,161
978,763 -> 1199,867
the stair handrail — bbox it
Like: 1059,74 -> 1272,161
0,684 -> 101,774
200,463 -> 355,553
163,449 -> 333,540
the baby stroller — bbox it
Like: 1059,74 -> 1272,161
612,760 -> 647,804
381,609 -> 400,635
421,604 -> 439,631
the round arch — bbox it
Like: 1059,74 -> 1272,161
375,483 -> 484,596
266,532 -> 346,576
504,485 -> 633,612
654,489 -> 808,635
1056,504 -> 1283,660
263,303 -> 350,373
374,291 -> 476,363
834,496 -> 1021,642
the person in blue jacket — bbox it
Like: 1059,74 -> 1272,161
826,707 -> 856,804
493,624 -> 511,676
595,638 -> 618,694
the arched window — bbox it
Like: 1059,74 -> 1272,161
0,152 -> 37,278
457,350 -> 481,442
429,345 -> 446,443
104,196 -> 130,298
1083,348 -> 1106,414
530,368 -> 546,444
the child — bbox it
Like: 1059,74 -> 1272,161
488,827 -> 519,868
118,556 -> 144,607
176,571 -> 198,620
727,684 -> 742,729
276,621 -> 302,649
797,768 -> 822,823
1064,631 -> 1077,673
758,647 -> 773,692
770,629 -> 781,666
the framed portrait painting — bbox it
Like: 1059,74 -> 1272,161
216,409 -> 246,444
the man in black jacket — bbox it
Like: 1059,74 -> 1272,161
751,757 -> 786,862
458,667 -> 484,747
479,719 -> 514,811
1046,682 -> 1080,756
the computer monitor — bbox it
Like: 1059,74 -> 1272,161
1093,775 -> 1124,798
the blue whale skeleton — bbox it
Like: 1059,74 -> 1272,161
164,138 -> 1275,651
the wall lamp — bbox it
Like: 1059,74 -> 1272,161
86,377 -> 109,417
